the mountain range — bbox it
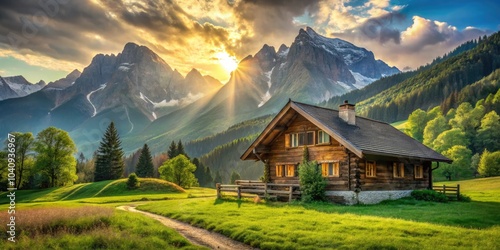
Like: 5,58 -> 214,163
0,27 -> 401,157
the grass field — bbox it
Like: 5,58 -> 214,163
0,206 -> 206,250
138,177 -> 500,249
391,120 -> 408,131
1,177 -> 499,249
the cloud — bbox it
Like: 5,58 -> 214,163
331,13 -> 490,69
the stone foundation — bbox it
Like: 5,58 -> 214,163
326,190 -> 413,205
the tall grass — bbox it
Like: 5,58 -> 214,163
0,206 -> 205,249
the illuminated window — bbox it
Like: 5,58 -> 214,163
318,130 -> 331,144
366,161 -> 376,177
276,165 -> 284,177
393,162 -> 405,178
321,162 -> 339,177
286,164 -> 296,177
414,165 -> 424,179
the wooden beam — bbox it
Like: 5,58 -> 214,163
254,145 -> 270,154
274,125 -> 287,131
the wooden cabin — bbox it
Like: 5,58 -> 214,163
241,100 -> 451,204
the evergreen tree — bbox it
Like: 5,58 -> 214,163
136,144 -> 154,177
167,141 -> 177,159
94,122 -> 125,181
177,140 -> 188,158
230,170 -> 241,184
214,170 -> 223,184
204,166 -> 214,187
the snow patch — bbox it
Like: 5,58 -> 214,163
336,81 -> 353,91
152,112 -> 157,120
124,106 -> 134,133
258,91 -> 272,108
154,99 -> 179,107
278,47 -> 289,57
350,70 -> 377,89
86,83 -> 107,117
118,66 -> 130,71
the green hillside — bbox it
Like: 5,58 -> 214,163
321,32 -> 500,123
0,178 -> 185,204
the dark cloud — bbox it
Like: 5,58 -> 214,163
333,12 -> 406,45
230,0 -> 321,57
0,0 -> 131,65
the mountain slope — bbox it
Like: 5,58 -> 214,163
357,31 -> 500,122
0,75 -> 45,100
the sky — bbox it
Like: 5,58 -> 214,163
0,0 -> 498,84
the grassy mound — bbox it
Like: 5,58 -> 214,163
0,178 -> 185,204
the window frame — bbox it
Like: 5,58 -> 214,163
366,161 -> 376,178
393,162 -> 405,178
317,130 -> 331,145
276,165 -> 284,177
321,162 -> 340,177
288,132 -> 315,148
414,165 -> 424,179
285,164 -> 296,177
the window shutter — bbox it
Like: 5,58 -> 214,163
285,133 -> 290,148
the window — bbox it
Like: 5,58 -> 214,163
393,162 -> 405,178
318,130 -> 331,144
321,162 -> 339,177
286,164 -> 296,177
276,165 -> 284,177
414,165 -> 424,179
366,161 -> 376,177
288,132 -> 314,147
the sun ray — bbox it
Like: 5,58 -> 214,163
216,52 -> 238,73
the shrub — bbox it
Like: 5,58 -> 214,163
458,194 -> 472,202
127,173 -> 140,189
298,161 -> 326,202
411,190 -> 448,202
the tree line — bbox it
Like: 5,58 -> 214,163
0,121 -> 233,190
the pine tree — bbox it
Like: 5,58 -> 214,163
167,141 -> 177,159
94,122 -> 125,181
136,144 -> 154,177
177,140 -> 188,159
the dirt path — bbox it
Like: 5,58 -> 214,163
116,205 -> 256,250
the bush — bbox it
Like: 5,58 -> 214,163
458,194 -> 472,202
298,161 -> 326,202
411,190 -> 448,202
127,173 -> 140,189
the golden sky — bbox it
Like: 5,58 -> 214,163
0,0 -> 497,83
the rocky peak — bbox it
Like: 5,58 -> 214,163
255,44 -> 277,71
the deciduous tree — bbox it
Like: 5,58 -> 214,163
34,127 -> 77,187
159,154 -> 198,188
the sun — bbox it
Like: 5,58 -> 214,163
216,52 -> 238,73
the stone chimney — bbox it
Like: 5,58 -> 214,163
339,100 -> 356,125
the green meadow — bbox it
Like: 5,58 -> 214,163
1,177 -> 499,249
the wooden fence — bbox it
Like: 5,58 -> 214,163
216,180 -> 301,202
433,184 -> 460,200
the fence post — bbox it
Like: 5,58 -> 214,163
289,185 -> 293,202
264,183 -> 268,198
457,184 -> 460,200
216,183 -> 221,199
443,185 -> 446,195
237,186 -> 241,199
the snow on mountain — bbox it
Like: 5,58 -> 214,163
0,75 -> 45,100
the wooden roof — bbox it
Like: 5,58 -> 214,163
241,100 -> 452,163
